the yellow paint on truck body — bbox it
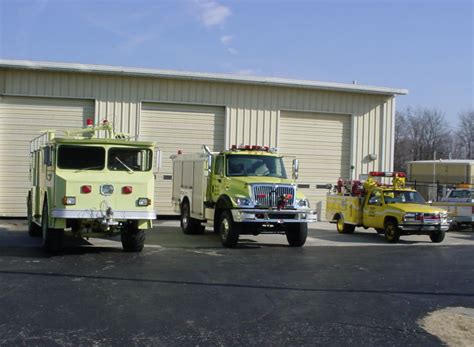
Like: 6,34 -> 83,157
326,187 -> 450,233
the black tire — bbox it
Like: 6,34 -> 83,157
430,229 -> 445,243
384,220 -> 400,243
41,200 -> 64,253
375,228 -> 385,235
285,223 -> 308,247
121,221 -> 145,252
27,192 -> 41,237
219,210 -> 240,248
336,215 -> 355,234
180,201 -> 205,235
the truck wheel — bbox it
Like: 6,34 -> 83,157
430,230 -> 445,243
336,215 -> 355,234
27,192 -> 41,237
180,201 -> 205,235
384,220 -> 400,243
41,201 -> 64,253
121,222 -> 145,252
219,210 -> 240,248
285,223 -> 308,247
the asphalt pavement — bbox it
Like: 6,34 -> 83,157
1,220 -> 473,346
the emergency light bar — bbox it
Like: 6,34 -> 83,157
230,145 -> 271,152
369,171 -> 406,178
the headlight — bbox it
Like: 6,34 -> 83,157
236,197 -> 254,207
296,199 -> 309,208
403,213 -> 416,221
62,196 -> 76,206
137,198 -> 151,206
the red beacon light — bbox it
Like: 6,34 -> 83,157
262,146 -> 269,151
81,185 -> 92,194
369,171 -> 407,178
244,145 -> 251,150
251,145 -> 261,150
86,118 -> 94,127
122,186 -> 133,194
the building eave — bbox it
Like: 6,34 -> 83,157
0,59 -> 408,96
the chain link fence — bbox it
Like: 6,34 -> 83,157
407,181 -> 473,202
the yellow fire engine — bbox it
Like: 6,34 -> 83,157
326,172 -> 450,243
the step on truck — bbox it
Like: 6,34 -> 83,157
171,145 -> 317,247
28,119 -> 158,252
326,171 -> 450,243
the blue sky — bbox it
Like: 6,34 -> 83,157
0,0 -> 472,123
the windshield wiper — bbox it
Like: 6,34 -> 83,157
114,157 -> 134,174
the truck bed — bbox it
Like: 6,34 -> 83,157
326,194 -> 364,225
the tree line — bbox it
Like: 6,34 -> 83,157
394,107 -> 473,172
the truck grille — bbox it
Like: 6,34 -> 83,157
252,184 -> 295,208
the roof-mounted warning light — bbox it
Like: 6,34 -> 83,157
230,145 -> 272,152
86,118 -> 94,127
369,171 -> 406,178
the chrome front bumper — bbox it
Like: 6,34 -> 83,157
231,208 -> 317,223
51,209 -> 157,220
398,222 -> 450,232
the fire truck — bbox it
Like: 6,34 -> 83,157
326,172 -> 450,243
27,119 -> 158,252
171,145 -> 316,247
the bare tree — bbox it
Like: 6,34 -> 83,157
394,110 -> 411,171
457,110 -> 474,159
394,107 -> 452,171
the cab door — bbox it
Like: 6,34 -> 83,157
363,189 -> 385,229
210,154 -> 226,202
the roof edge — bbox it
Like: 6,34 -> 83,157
0,59 -> 408,96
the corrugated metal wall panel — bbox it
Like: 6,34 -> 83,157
0,68 -> 396,216
140,102 -> 225,214
0,95 -> 94,216
279,111 -> 352,219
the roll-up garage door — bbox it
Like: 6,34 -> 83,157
0,96 -> 95,217
140,103 -> 225,215
279,111 -> 351,219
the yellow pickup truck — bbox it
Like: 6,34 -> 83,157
326,172 -> 450,243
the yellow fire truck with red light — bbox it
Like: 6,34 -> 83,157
326,171 -> 450,243
171,144 -> 316,248
28,118 -> 158,252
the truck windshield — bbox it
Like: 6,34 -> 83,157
383,190 -> 426,204
226,154 -> 287,178
57,145 -> 105,170
108,147 -> 152,172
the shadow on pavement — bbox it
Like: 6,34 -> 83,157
0,235 -> 125,258
1,269 -> 473,298
312,229 -> 429,245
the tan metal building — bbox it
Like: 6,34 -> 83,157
0,59 -> 407,217
407,160 -> 474,185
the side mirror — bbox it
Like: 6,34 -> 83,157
43,146 -> 52,166
154,147 -> 162,173
207,154 -> 212,173
292,159 -> 299,180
